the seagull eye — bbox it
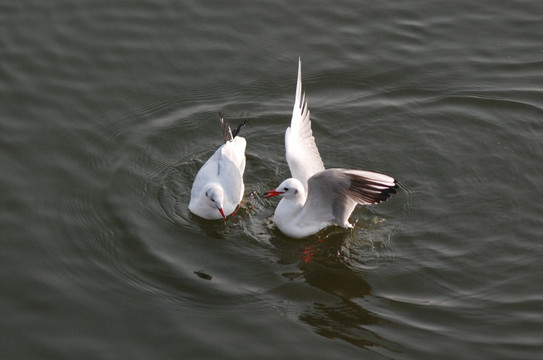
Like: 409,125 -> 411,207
284,187 -> 289,191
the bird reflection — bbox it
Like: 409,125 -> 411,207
270,229 -> 396,352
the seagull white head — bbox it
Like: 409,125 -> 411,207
204,183 -> 226,221
265,178 -> 305,200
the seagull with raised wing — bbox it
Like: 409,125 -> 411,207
266,59 -> 397,238
189,113 -> 247,220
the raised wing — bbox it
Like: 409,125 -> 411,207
285,58 -> 325,192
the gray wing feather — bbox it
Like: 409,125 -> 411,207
219,112 -> 234,143
301,169 -> 397,226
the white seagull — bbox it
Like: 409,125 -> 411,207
189,113 -> 247,220
266,59 -> 398,238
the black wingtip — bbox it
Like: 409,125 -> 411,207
218,112 -> 247,142
347,174 -> 399,205
232,120 -> 248,138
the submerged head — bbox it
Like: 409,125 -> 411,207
265,178 -> 305,199
204,184 -> 226,220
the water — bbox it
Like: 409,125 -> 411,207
2,0 -> 543,359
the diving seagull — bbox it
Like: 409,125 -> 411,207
266,59 -> 397,238
189,113 -> 247,220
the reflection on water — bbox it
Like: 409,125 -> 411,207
271,231 -> 397,352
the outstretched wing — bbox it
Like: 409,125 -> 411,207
285,58 -> 325,192
300,169 -> 397,227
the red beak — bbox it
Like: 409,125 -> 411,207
265,190 -> 283,198
217,207 -> 226,221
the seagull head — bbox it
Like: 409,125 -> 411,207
205,184 -> 226,221
265,178 -> 304,200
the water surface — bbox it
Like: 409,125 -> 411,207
2,0 -> 543,359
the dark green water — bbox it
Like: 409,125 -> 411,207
2,1 -> 543,359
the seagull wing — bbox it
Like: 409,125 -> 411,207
285,58 -> 325,192
299,169 -> 397,227
218,136 -> 246,205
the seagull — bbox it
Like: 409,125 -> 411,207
189,113 -> 247,220
266,59 -> 398,238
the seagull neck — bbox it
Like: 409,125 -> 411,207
275,197 -> 303,225
277,191 -> 305,215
